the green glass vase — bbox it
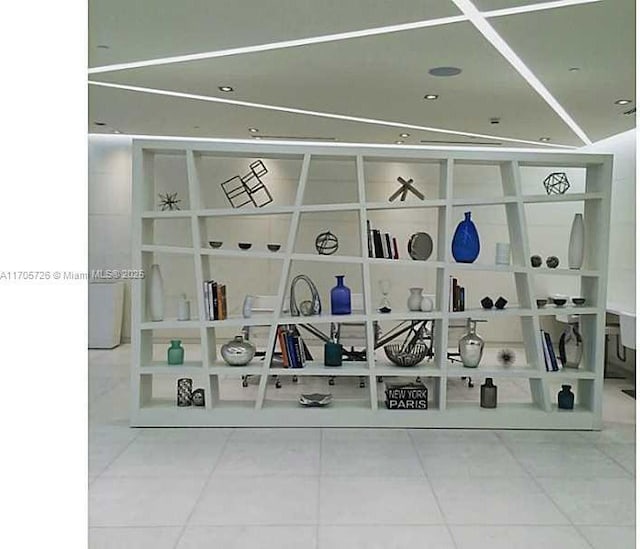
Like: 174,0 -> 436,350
167,340 -> 184,365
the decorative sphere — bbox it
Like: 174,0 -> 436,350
530,255 -> 542,268
546,255 -> 559,269
315,231 -> 339,255
543,172 -> 570,195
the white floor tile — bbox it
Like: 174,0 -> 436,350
214,440 -> 320,476
229,428 -> 321,442
429,476 -> 568,525
580,422 -> 637,444
497,429 -> 589,446
596,443 -> 636,475
89,476 -> 207,527
318,525 -> 455,549
408,429 -> 501,445
321,439 -> 423,477
578,526 -> 637,549
102,438 -> 226,477
135,428 -> 232,443
450,525 -> 592,549
537,477 -> 636,525
323,428 -> 410,443
416,441 -> 528,478
176,526 -> 316,548
89,426 -> 139,477
189,476 -> 319,525
508,442 -> 630,478
89,527 -> 182,549
319,477 -> 443,525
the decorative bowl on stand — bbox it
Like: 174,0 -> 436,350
384,343 -> 428,367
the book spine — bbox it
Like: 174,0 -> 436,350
221,285 -> 227,320
384,233 -> 393,259
285,332 -> 299,368
293,334 -> 304,368
372,229 -> 384,258
448,276 -> 453,312
367,220 -> 373,258
216,284 -> 224,320
540,330 -> 551,371
543,331 -> 559,371
459,286 -> 465,312
452,278 -> 459,312
211,282 -> 218,320
277,327 -> 289,367
392,237 -> 399,260
203,281 -> 210,320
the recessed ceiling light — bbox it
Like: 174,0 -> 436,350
615,99 -> 632,105
112,129 -> 122,134
193,125 -> 200,129
399,133 -> 410,138
424,94 -> 439,100
539,137 -> 551,142
96,44 -> 110,49
94,121 -> 106,126
569,67 -> 580,72
395,140 -> 404,144
253,135 -> 262,140
490,117 -> 500,125
428,66 -> 462,77
218,86 -> 234,92
249,128 -> 259,133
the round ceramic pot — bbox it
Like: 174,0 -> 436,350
221,335 -> 256,366
420,294 -> 435,312
407,288 -> 423,311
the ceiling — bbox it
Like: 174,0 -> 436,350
88,0 -> 636,148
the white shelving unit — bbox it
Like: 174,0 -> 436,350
130,140 -> 612,429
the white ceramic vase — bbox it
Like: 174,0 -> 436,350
177,293 -> 190,321
568,213 -> 585,269
420,294 -> 435,312
148,264 -> 164,321
407,288 -> 423,311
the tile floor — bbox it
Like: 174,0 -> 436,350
89,345 -> 636,548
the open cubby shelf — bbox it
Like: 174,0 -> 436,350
131,140 -> 612,428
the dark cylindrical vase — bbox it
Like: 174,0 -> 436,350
330,275 -> 351,315
452,211 -> 480,263
324,341 -> 342,366
480,378 -> 497,408
558,385 -> 575,410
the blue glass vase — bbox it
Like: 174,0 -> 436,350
452,211 -> 480,263
330,275 -> 351,315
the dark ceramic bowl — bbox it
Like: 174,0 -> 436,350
552,298 -> 567,307
536,298 -> 548,308
238,242 -> 252,250
209,240 -> 223,249
572,297 -> 586,306
267,244 -> 281,252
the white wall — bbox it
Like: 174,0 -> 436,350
88,136 -> 633,348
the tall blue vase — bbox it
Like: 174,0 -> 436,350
330,275 -> 351,315
452,211 -> 480,263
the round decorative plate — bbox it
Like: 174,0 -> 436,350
408,232 -> 433,261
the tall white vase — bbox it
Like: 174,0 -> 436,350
568,213 -> 585,269
148,264 -> 164,321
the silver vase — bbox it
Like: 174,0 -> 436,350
221,335 -> 256,366
559,322 -> 583,368
458,319 -> 484,368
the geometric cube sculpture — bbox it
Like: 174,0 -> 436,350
221,160 -> 274,208
543,172 -> 570,195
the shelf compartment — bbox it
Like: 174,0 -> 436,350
142,217 -> 193,248
294,210 -> 362,257
139,362 -> 205,374
139,371 -> 210,410
269,362 -> 370,376
376,374 -> 441,410
362,157 -> 445,202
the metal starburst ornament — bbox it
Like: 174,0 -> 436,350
158,192 -> 182,211
497,348 -> 515,367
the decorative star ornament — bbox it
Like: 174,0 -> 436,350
158,192 -> 182,211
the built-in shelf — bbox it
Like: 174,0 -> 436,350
131,140 -> 611,429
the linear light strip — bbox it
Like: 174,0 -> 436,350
87,0 -> 599,75
89,80 -> 576,149
87,15 -> 467,75
88,132 -> 576,154
451,0 -> 592,145
484,0 -> 600,19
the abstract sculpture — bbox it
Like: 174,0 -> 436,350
315,231 -> 339,255
289,274 -> 321,316
158,192 -> 181,211
389,177 -> 425,202
543,172 -> 570,195
221,160 -> 273,208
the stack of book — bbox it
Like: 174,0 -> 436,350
203,280 -> 227,320
449,276 -> 466,312
367,220 -> 399,259
540,330 -> 562,371
276,326 -> 308,368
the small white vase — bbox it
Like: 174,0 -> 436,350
177,293 -> 190,321
568,213 -> 585,269
148,264 -> 164,321
242,295 -> 254,318
407,288 -> 423,311
420,294 -> 435,312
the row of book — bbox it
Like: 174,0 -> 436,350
203,280 -> 228,320
275,326 -> 310,368
367,221 -> 400,259
449,276 -> 466,312
540,329 -> 563,371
